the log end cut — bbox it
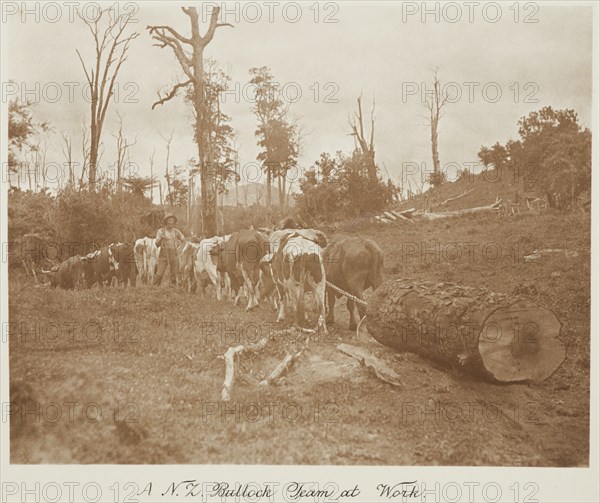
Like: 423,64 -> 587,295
478,299 -> 565,382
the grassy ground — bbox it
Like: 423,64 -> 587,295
9,210 -> 590,465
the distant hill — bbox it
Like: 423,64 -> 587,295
219,182 -> 294,207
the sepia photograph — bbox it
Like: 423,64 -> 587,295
1,0 -> 598,501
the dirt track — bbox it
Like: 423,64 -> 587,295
9,212 -> 590,465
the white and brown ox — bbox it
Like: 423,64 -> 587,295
134,237 -> 159,285
194,235 -> 231,300
260,229 -> 328,334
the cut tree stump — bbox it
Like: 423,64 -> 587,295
364,279 -> 565,382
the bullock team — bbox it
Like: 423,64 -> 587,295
44,214 -> 385,333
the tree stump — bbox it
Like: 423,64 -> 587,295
365,279 -> 565,382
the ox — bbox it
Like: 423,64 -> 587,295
214,229 -> 267,310
134,237 -> 159,285
178,240 -> 199,292
323,236 -> 384,330
262,230 -> 328,333
110,243 -> 137,287
44,255 -> 85,289
81,246 -> 118,288
195,235 -> 231,300
259,228 -> 326,310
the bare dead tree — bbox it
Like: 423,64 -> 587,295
349,94 -> 377,180
159,130 -> 174,206
148,6 -> 233,237
25,148 -> 33,191
76,8 -> 139,191
61,132 -> 74,186
424,67 -> 449,187
39,139 -> 48,192
113,112 -> 137,192
80,119 -> 90,189
20,134 -> 41,192
149,147 -> 156,202
242,182 -> 250,207
233,139 -> 240,207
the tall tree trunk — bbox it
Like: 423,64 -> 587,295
235,164 -> 239,206
431,116 -> 440,179
89,104 -> 98,191
266,164 -> 272,208
426,70 -> 447,187
278,173 -> 284,208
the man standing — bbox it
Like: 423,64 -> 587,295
153,214 -> 185,286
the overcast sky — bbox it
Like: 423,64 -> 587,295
5,1 -> 593,199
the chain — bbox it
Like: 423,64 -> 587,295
326,281 -> 369,306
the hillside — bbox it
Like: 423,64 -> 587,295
396,168 -> 538,213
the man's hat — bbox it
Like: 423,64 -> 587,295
163,214 -> 177,224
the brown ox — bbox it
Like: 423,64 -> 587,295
323,236 -> 384,330
46,256 -> 85,290
214,229 -> 267,310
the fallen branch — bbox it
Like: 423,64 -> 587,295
338,343 -> 403,387
221,337 -> 269,401
220,326 -> 312,400
390,210 -> 410,221
259,349 -> 303,386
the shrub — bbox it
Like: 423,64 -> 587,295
295,150 -> 397,225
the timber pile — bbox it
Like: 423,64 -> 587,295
364,279 -> 565,382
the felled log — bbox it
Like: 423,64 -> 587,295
364,279 -> 565,382
414,199 -> 501,220
434,188 -> 475,208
